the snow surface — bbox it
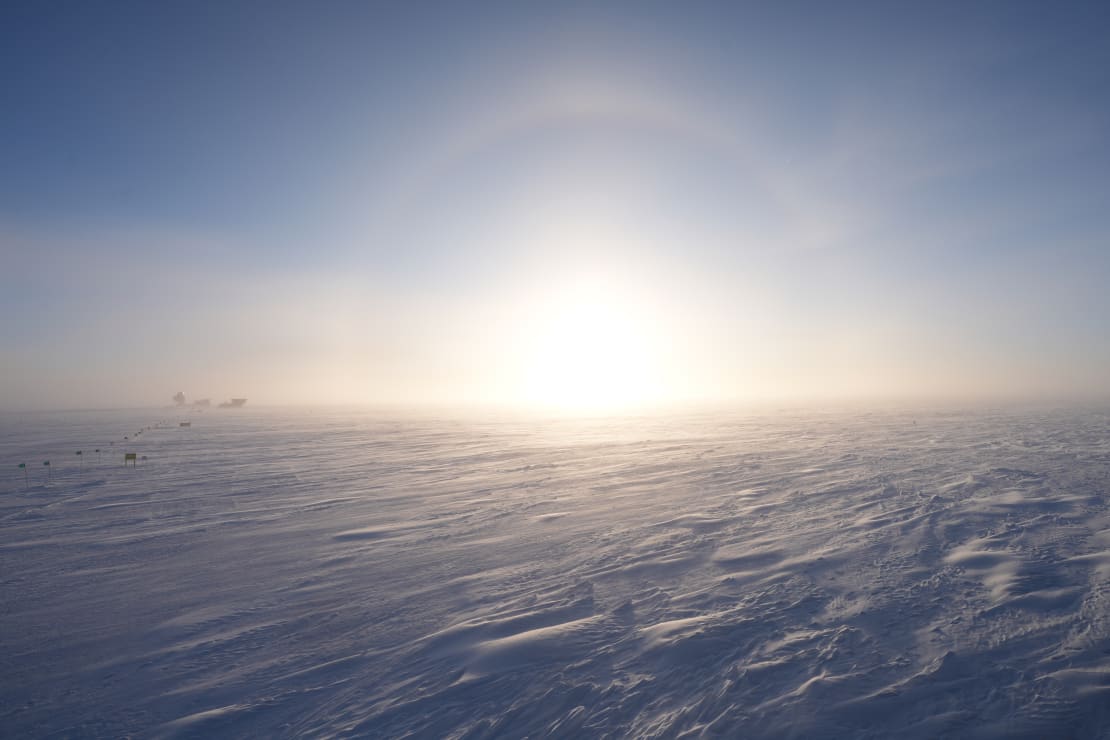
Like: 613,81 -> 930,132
4,406 -> 1110,738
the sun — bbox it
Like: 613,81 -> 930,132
517,275 -> 666,412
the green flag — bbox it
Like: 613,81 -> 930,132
76,451 -> 82,456
18,463 -> 25,469
43,461 -> 50,466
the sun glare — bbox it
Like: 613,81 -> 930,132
518,276 -> 666,412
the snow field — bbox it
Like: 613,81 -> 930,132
3,406 -> 1110,738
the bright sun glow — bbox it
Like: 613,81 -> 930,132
517,275 -> 667,412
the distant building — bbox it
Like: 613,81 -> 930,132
172,391 -> 186,406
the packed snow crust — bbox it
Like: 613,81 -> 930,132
4,406 -> 1110,738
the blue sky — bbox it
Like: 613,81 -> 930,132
3,2 -> 1109,409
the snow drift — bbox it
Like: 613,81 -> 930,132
3,406 -> 1110,738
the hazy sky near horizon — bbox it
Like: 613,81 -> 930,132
3,2 -> 1110,410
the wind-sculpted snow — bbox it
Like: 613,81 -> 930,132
4,406 -> 1110,738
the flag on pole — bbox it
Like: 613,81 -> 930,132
76,451 -> 82,455
18,463 -> 25,469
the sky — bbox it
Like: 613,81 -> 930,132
3,1 -> 1110,411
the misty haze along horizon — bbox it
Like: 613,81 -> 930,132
3,2 -> 1109,412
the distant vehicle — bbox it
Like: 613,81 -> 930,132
219,398 -> 248,408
